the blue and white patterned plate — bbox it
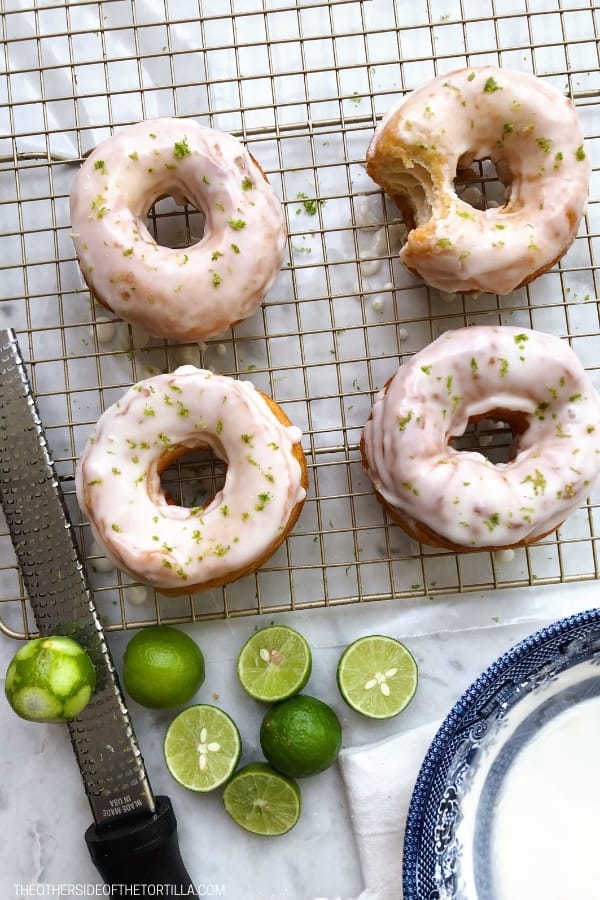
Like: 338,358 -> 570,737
403,607 -> 600,900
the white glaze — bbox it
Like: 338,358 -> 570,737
70,118 -> 286,341
362,326 -> 600,548
367,66 -> 591,294
75,366 -> 307,592
490,695 -> 600,900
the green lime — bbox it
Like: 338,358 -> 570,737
259,694 -> 342,779
237,624 -> 312,702
223,762 -> 301,836
4,635 -> 96,723
336,634 -> 418,719
164,704 -> 241,792
122,625 -> 204,709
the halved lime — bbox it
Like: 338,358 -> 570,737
4,635 -> 96,724
222,762 -> 301,836
237,624 -> 312,703
164,704 -> 241,792
336,635 -> 418,719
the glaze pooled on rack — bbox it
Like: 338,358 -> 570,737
70,118 -> 286,341
366,66 -> 590,295
361,326 -> 600,551
76,366 -> 308,594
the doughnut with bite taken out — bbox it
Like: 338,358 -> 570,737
366,66 -> 590,295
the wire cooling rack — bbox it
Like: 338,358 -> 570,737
1,0 -> 599,639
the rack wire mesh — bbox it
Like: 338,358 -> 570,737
1,0 -> 599,639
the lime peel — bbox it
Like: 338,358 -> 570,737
259,694 -> 342,778
4,635 -> 96,724
123,625 -> 205,709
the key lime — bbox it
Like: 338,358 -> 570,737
4,635 -> 96,723
259,694 -> 342,778
336,634 -> 418,719
122,625 -> 204,709
237,624 -> 312,702
223,762 -> 301,836
164,704 -> 241,792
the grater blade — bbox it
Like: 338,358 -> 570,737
0,327 -> 155,826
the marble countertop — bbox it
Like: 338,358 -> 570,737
1,580 -> 597,900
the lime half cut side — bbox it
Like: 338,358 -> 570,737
337,635 -> 418,719
222,762 -> 301,836
164,704 -> 241,792
237,625 -> 312,702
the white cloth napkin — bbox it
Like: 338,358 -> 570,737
338,721 -> 440,900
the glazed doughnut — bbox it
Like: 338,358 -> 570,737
75,367 -> 308,595
70,118 -> 286,342
361,326 -> 600,551
366,66 -> 590,295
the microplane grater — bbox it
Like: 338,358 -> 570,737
0,328 -> 196,892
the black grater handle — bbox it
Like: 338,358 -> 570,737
85,795 -> 198,894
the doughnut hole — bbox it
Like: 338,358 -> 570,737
159,445 -> 227,509
454,158 -> 510,210
450,410 -> 530,465
145,195 -> 206,249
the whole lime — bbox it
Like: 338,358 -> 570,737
123,625 -> 205,709
5,635 -> 96,723
259,694 -> 342,778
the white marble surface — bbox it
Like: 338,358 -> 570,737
0,580 -> 597,899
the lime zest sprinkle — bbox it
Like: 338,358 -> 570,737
483,77 -> 501,92
173,137 -> 191,158
228,217 -> 246,230
254,492 -> 272,511
521,468 -> 547,495
396,411 -> 413,431
575,144 -> 586,161
483,513 -> 500,532
470,357 -> 478,373
128,151 -> 139,160
91,194 -> 108,219
94,159 -> 107,173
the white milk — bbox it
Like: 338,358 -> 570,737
491,695 -> 600,900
